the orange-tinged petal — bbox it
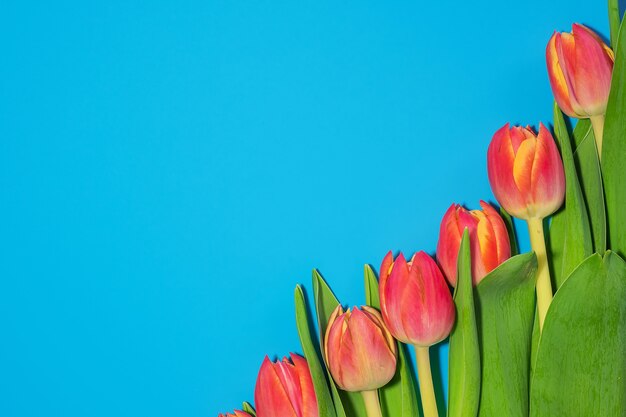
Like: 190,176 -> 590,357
512,137 -> 536,200
255,357 -> 299,417
488,124 -> 527,218
547,32 -> 579,117
529,124 -> 565,218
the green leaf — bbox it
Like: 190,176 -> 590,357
529,252 -> 626,417
608,0 -> 621,48
312,271 -> 365,417
364,265 -> 380,308
295,285 -> 338,417
475,252 -> 538,417
448,230 -> 480,417
547,104 -> 593,288
499,208 -> 519,256
363,265 -> 420,417
242,402 -> 256,416
572,120 -> 606,254
603,17 -> 626,258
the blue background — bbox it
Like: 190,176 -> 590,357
0,1 -> 617,416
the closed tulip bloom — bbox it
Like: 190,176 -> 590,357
546,23 -> 614,119
254,354 -> 318,417
324,305 -> 397,392
218,411 -> 253,417
487,123 -> 565,221
437,201 -> 511,286
379,251 -> 455,347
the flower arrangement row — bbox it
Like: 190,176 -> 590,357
219,3 -> 626,416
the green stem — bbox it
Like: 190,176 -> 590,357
527,217 -> 553,332
361,390 -> 383,417
590,114 -> 605,162
415,346 -> 439,417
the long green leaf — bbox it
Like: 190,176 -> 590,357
312,271 -> 365,417
529,252 -> 626,416
475,252 -> 538,417
295,285 -> 338,417
447,230 -> 480,417
547,104 -> 593,288
603,17 -> 626,258
573,120 -> 606,253
364,265 -> 420,417
609,0 -> 621,48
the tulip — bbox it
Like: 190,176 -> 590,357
546,24 -> 614,158
324,305 -> 397,391
254,354 -> 318,417
487,123 -> 565,221
379,251 -> 455,417
437,201 -> 511,286
218,411 -> 253,417
487,123 -> 565,332
324,305 -> 396,417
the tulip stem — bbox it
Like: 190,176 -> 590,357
361,390 -> 383,417
415,346 -> 439,417
527,217 -> 553,332
590,114 -> 605,161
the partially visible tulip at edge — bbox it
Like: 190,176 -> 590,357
254,353 -> 318,417
487,123 -> 565,221
547,23 -> 614,119
218,411 -> 253,417
547,23 -> 614,158
324,305 -> 397,392
437,201 -> 511,286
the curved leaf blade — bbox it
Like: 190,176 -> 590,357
548,104 -> 593,288
475,252 -> 538,417
295,285 -> 338,417
447,230 -> 480,417
603,17 -> 626,258
530,252 -> 626,417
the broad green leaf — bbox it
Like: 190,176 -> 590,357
529,252 -> 626,417
603,17 -> 626,258
573,120 -> 606,254
609,0 -> 621,47
312,271 -> 365,417
499,208 -> 519,256
295,285 -> 338,417
448,230 -> 480,417
547,104 -> 593,288
242,402 -> 256,416
475,252 -> 538,417
364,265 -> 420,417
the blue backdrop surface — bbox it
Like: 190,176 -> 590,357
0,1 -> 614,416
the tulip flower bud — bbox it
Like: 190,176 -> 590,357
323,305 -> 397,392
437,201 -> 511,286
546,23 -> 614,119
254,354 -> 318,417
379,251 -> 455,347
219,411 -> 253,417
487,123 -> 565,220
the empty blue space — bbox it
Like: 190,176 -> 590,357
0,1 -> 611,416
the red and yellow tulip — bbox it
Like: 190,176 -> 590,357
547,23 -> 614,119
323,305 -> 397,392
487,123 -> 565,221
437,201 -> 511,286
379,251 -> 455,347
254,354 -> 318,417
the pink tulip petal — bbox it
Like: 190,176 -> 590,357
530,124 -> 565,217
255,357 -> 299,417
